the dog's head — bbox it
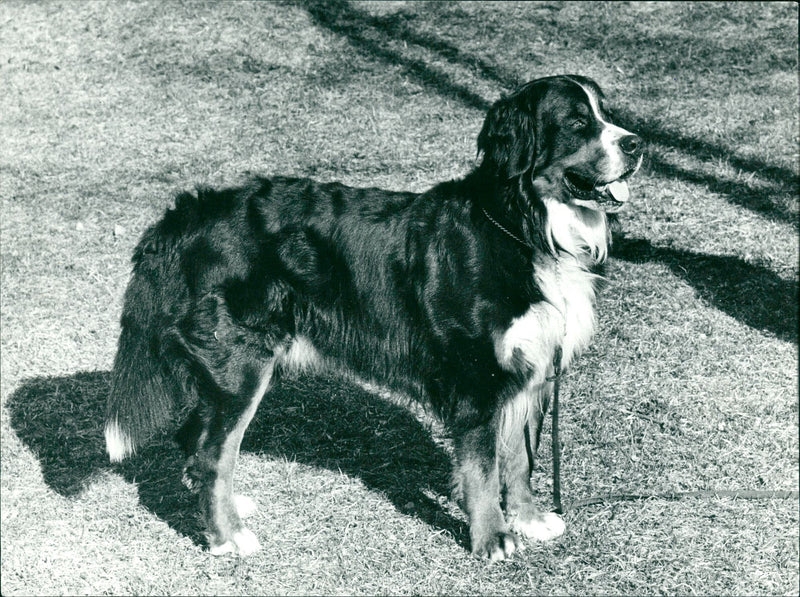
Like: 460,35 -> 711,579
478,75 -> 643,213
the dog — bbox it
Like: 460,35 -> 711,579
105,75 -> 642,560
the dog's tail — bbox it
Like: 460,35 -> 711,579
105,215 -> 193,462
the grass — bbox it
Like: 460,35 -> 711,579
1,1 -> 798,595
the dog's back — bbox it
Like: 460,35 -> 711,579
105,176 -> 448,459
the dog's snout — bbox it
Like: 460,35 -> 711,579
619,134 -> 642,155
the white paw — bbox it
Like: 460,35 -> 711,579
474,531 -> 523,561
208,528 -> 261,556
489,537 -> 517,562
512,511 -> 565,542
234,495 -> 257,519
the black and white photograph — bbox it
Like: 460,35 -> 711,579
1,1 -> 797,595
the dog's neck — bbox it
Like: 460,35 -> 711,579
470,170 -> 610,265
542,198 -> 610,264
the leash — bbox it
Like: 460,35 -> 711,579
568,490 -> 800,509
550,346 -> 563,515
481,203 -> 567,513
549,356 -> 799,512
481,203 -> 568,512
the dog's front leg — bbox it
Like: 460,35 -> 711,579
454,424 -> 522,561
498,382 -> 566,543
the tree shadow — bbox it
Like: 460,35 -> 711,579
637,151 -> 797,225
6,370 -> 467,549
613,235 -> 798,344
304,0 -> 492,112
303,0 -> 798,225
617,109 -> 798,192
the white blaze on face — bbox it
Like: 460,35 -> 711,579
571,78 -> 637,181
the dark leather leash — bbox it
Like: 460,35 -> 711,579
550,346 -> 564,515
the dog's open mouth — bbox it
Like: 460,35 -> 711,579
563,169 -> 635,212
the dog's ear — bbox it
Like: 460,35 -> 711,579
477,97 -> 536,180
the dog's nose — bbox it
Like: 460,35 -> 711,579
620,134 -> 642,155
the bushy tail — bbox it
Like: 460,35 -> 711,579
105,227 -> 190,462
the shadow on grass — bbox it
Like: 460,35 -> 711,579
613,235 -> 799,344
7,371 -> 466,549
640,152 -> 797,225
303,0 -> 798,225
304,0 -> 492,112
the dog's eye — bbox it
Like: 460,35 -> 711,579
571,118 -> 588,130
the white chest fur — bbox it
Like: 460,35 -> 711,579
494,255 -> 599,384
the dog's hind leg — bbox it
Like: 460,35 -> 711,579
177,294 -> 283,556
181,358 -> 275,556
177,405 -> 265,523
499,383 -> 565,543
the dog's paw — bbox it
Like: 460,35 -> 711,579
208,528 -> 261,557
472,531 -> 523,561
511,511 -> 565,542
233,495 -> 257,519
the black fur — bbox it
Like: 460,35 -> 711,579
105,75 -> 642,559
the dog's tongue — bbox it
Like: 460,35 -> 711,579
606,180 -> 629,203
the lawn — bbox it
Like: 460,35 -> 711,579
1,1 -> 798,595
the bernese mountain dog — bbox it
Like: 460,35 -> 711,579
105,74 -> 643,560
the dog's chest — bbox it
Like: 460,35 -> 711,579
494,256 -> 598,382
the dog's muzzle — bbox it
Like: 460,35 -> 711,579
563,171 -> 632,212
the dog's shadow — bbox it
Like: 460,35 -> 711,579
7,371 -> 467,548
